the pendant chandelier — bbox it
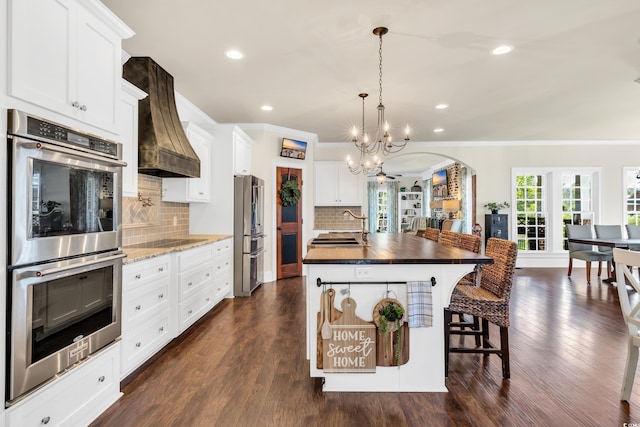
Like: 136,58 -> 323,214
347,27 -> 410,175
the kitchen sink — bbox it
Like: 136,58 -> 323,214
309,237 -> 360,246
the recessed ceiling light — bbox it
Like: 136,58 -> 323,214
435,104 -> 448,110
433,128 -> 444,133
261,105 -> 273,111
492,45 -> 513,55
225,49 -> 244,60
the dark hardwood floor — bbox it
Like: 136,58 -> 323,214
92,268 -> 640,427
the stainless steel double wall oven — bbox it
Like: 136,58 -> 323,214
6,110 -> 126,403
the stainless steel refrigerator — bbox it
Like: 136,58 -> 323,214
234,175 -> 265,296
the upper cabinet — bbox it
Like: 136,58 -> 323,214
162,122 -> 213,203
314,162 -> 363,206
233,130 -> 253,176
119,80 -> 147,198
7,0 -> 134,134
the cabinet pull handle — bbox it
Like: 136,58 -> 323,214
188,282 -> 193,287
206,273 -> 210,277
158,267 -> 164,272
71,101 -> 80,108
135,274 -> 141,279
135,305 -> 141,311
159,326 -> 164,332
98,375 -> 105,383
206,297 -> 210,302
188,310 -> 193,315
159,293 -> 164,299
136,342 -> 141,348
80,104 -> 87,111
42,416 -> 51,424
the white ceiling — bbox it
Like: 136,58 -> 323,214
103,0 -> 640,146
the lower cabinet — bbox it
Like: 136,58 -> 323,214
121,254 -> 172,379
5,343 -> 121,427
121,239 -> 232,378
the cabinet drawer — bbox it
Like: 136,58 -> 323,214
178,288 -> 214,332
213,275 -> 232,302
212,255 -> 231,278
6,343 -> 120,427
178,263 -> 214,301
123,256 -> 170,288
121,313 -> 171,376
177,244 -> 214,271
212,239 -> 232,258
122,278 -> 170,334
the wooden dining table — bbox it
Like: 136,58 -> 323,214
568,237 -> 640,283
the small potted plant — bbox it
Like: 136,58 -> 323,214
374,299 -> 405,366
484,201 -> 510,214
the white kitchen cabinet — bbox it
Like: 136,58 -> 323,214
314,161 -> 363,206
233,130 -> 253,175
176,240 -> 231,332
119,80 -> 147,198
5,343 -> 121,427
121,255 -> 172,378
7,0 -> 134,133
162,122 -> 213,203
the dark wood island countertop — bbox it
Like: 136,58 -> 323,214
303,233 -> 493,265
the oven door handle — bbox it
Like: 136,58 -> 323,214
18,253 -> 127,279
16,140 -> 127,167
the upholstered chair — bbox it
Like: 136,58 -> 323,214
565,224 -> 611,284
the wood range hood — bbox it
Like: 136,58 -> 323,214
123,56 -> 200,178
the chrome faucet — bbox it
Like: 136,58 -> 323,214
343,209 -> 369,245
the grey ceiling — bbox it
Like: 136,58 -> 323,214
103,0 -> 640,144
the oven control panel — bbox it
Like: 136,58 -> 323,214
25,116 -> 119,157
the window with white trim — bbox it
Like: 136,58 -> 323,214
376,189 -> 388,232
625,168 -> 640,226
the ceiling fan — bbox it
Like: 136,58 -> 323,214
367,163 -> 402,183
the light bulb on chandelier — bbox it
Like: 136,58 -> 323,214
346,27 -> 410,176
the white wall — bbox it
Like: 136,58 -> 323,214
240,124 -> 318,283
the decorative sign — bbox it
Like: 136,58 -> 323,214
322,298 -> 376,373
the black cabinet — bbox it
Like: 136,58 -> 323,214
485,214 -> 508,245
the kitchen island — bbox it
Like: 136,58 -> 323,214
303,233 -> 492,392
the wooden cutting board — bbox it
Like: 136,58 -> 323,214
316,288 -> 341,369
322,297 -> 376,373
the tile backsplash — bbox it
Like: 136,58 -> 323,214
314,206 -> 362,230
122,174 -> 189,246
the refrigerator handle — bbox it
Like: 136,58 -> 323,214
251,233 -> 266,240
249,248 -> 267,258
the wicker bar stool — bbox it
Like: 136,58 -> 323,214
439,230 -> 460,247
423,227 -> 440,242
444,237 -> 518,379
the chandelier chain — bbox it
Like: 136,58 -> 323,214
379,33 -> 383,106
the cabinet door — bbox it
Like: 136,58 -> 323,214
8,0 -> 76,117
337,168 -> 362,205
119,81 -> 144,198
314,163 -> 340,205
186,130 -> 211,201
233,134 -> 252,175
75,7 -> 122,131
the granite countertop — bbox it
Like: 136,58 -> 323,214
303,233 -> 493,265
122,234 -> 232,264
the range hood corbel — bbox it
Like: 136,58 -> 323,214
123,57 -> 200,178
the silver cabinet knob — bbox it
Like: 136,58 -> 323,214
135,342 -> 141,348
135,305 -> 141,311
158,293 -> 164,299
159,326 -> 164,332
42,416 -> 51,425
71,101 -> 80,108
98,375 -> 105,383
80,104 -> 87,111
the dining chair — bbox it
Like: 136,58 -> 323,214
613,248 -> 640,401
439,230 -> 460,247
423,227 -> 440,242
565,224 -> 611,284
625,225 -> 640,251
594,225 -> 622,277
444,238 -> 518,379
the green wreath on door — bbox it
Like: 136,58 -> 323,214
280,178 -> 301,207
